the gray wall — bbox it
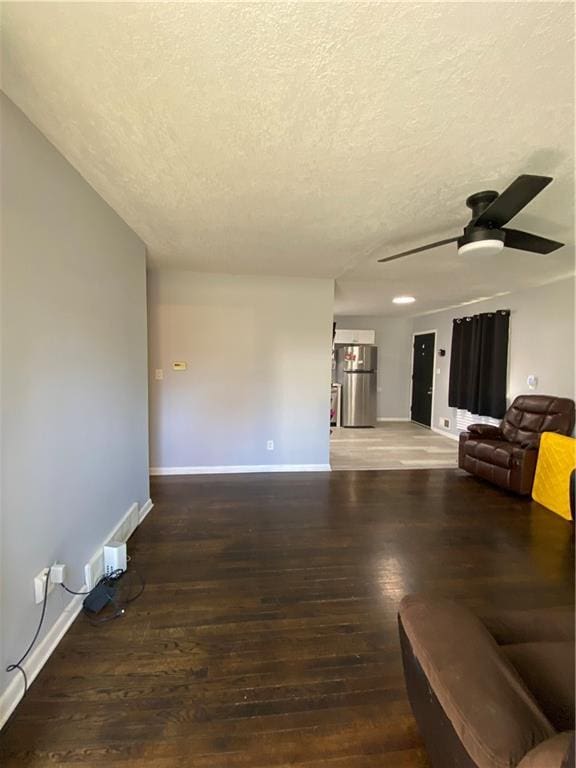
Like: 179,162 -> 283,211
148,270 -> 334,470
412,276 -> 575,438
334,315 -> 413,419
0,95 -> 149,696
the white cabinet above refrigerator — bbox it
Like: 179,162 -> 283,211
334,329 -> 375,345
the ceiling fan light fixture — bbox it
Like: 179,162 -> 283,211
378,176 -> 563,265
457,239 -> 505,258
392,295 -> 416,305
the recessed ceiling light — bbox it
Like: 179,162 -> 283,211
392,296 -> 416,305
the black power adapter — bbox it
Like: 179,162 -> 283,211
83,579 -> 117,614
81,570 -> 129,623
61,567 -> 143,625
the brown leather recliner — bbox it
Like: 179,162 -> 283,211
459,395 -> 575,495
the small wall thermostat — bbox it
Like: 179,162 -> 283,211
172,361 -> 187,371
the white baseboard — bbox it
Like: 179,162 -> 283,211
0,496 -> 153,730
0,593 -> 84,731
150,464 -> 331,476
431,426 -> 460,442
139,498 -> 154,523
376,417 -> 410,422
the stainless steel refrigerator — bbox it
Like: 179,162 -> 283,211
335,344 -> 377,427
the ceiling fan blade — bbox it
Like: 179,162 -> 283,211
473,175 -> 553,228
503,228 -> 564,254
378,236 -> 459,263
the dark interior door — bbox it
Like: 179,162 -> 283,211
411,332 -> 435,427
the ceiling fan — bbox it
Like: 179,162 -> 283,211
378,174 -> 564,264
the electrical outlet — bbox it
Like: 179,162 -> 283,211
267,440 -> 274,451
34,568 -> 55,604
85,550 -> 104,590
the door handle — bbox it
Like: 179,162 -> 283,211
427,388 -> 433,396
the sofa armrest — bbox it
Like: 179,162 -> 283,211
467,423 -> 503,439
399,595 -> 555,768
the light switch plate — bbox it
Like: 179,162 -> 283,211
154,369 -> 164,380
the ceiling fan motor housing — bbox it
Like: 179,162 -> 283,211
465,190 -> 499,220
460,191 -> 505,251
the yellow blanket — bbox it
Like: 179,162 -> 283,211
532,432 -> 576,520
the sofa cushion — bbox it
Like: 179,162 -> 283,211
399,595 -> 555,768
480,607 -> 575,646
517,732 -> 574,768
476,441 -> 516,468
501,396 -> 575,445
463,439 -> 525,469
503,642 -> 575,732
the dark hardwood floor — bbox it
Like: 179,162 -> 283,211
1,469 -> 574,767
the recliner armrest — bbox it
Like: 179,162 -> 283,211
519,435 -> 541,450
517,732 -> 574,768
467,423 -> 503,439
399,595 -> 555,768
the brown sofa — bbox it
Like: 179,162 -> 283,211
459,395 -> 575,495
399,595 -> 575,768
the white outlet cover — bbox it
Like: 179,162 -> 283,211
34,568 -> 54,603
154,369 -> 164,380
267,440 -> 274,450
84,550 -> 104,590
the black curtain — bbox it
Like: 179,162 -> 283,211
448,310 -> 510,418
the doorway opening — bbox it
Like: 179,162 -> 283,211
410,330 -> 436,428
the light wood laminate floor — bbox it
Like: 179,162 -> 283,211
330,421 -> 458,471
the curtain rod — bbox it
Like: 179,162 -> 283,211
454,309 -> 511,323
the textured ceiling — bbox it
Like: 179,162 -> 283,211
1,2 -> 574,315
